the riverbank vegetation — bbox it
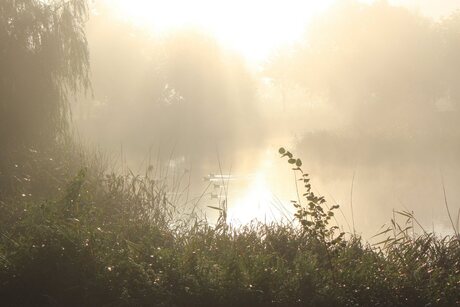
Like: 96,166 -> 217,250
0,1 -> 459,306
0,143 -> 459,306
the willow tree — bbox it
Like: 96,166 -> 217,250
0,0 -> 90,148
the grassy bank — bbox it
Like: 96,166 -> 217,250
0,146 -> 459,306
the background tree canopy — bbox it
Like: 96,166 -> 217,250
76,13 -> 262,166
264,1 -> 460,135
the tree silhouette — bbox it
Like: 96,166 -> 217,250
0,0 -> 90,149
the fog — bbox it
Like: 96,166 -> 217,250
74,0 -> 460,238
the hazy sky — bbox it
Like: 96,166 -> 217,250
103,0 -> 460,63
391,0 -> 460,18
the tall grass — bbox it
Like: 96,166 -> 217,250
0,145 -> 459,306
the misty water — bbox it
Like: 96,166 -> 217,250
74,0 -> 460,239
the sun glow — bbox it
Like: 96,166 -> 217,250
227,172 -> 274,225
226,149 -> 294,225
105,0 -> 337,63
101,0 -> 458,64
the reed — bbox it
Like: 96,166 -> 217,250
0,146 -> 458,306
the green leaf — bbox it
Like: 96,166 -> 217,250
288,158 -> 296,164
278,147 -> 286,154
370,227 -> 392,239
296,159 -> 302,167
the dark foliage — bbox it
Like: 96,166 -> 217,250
0,147 -> 458,306
0,0 -> 90,148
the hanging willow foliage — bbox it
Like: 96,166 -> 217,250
0,0 -> 90,147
